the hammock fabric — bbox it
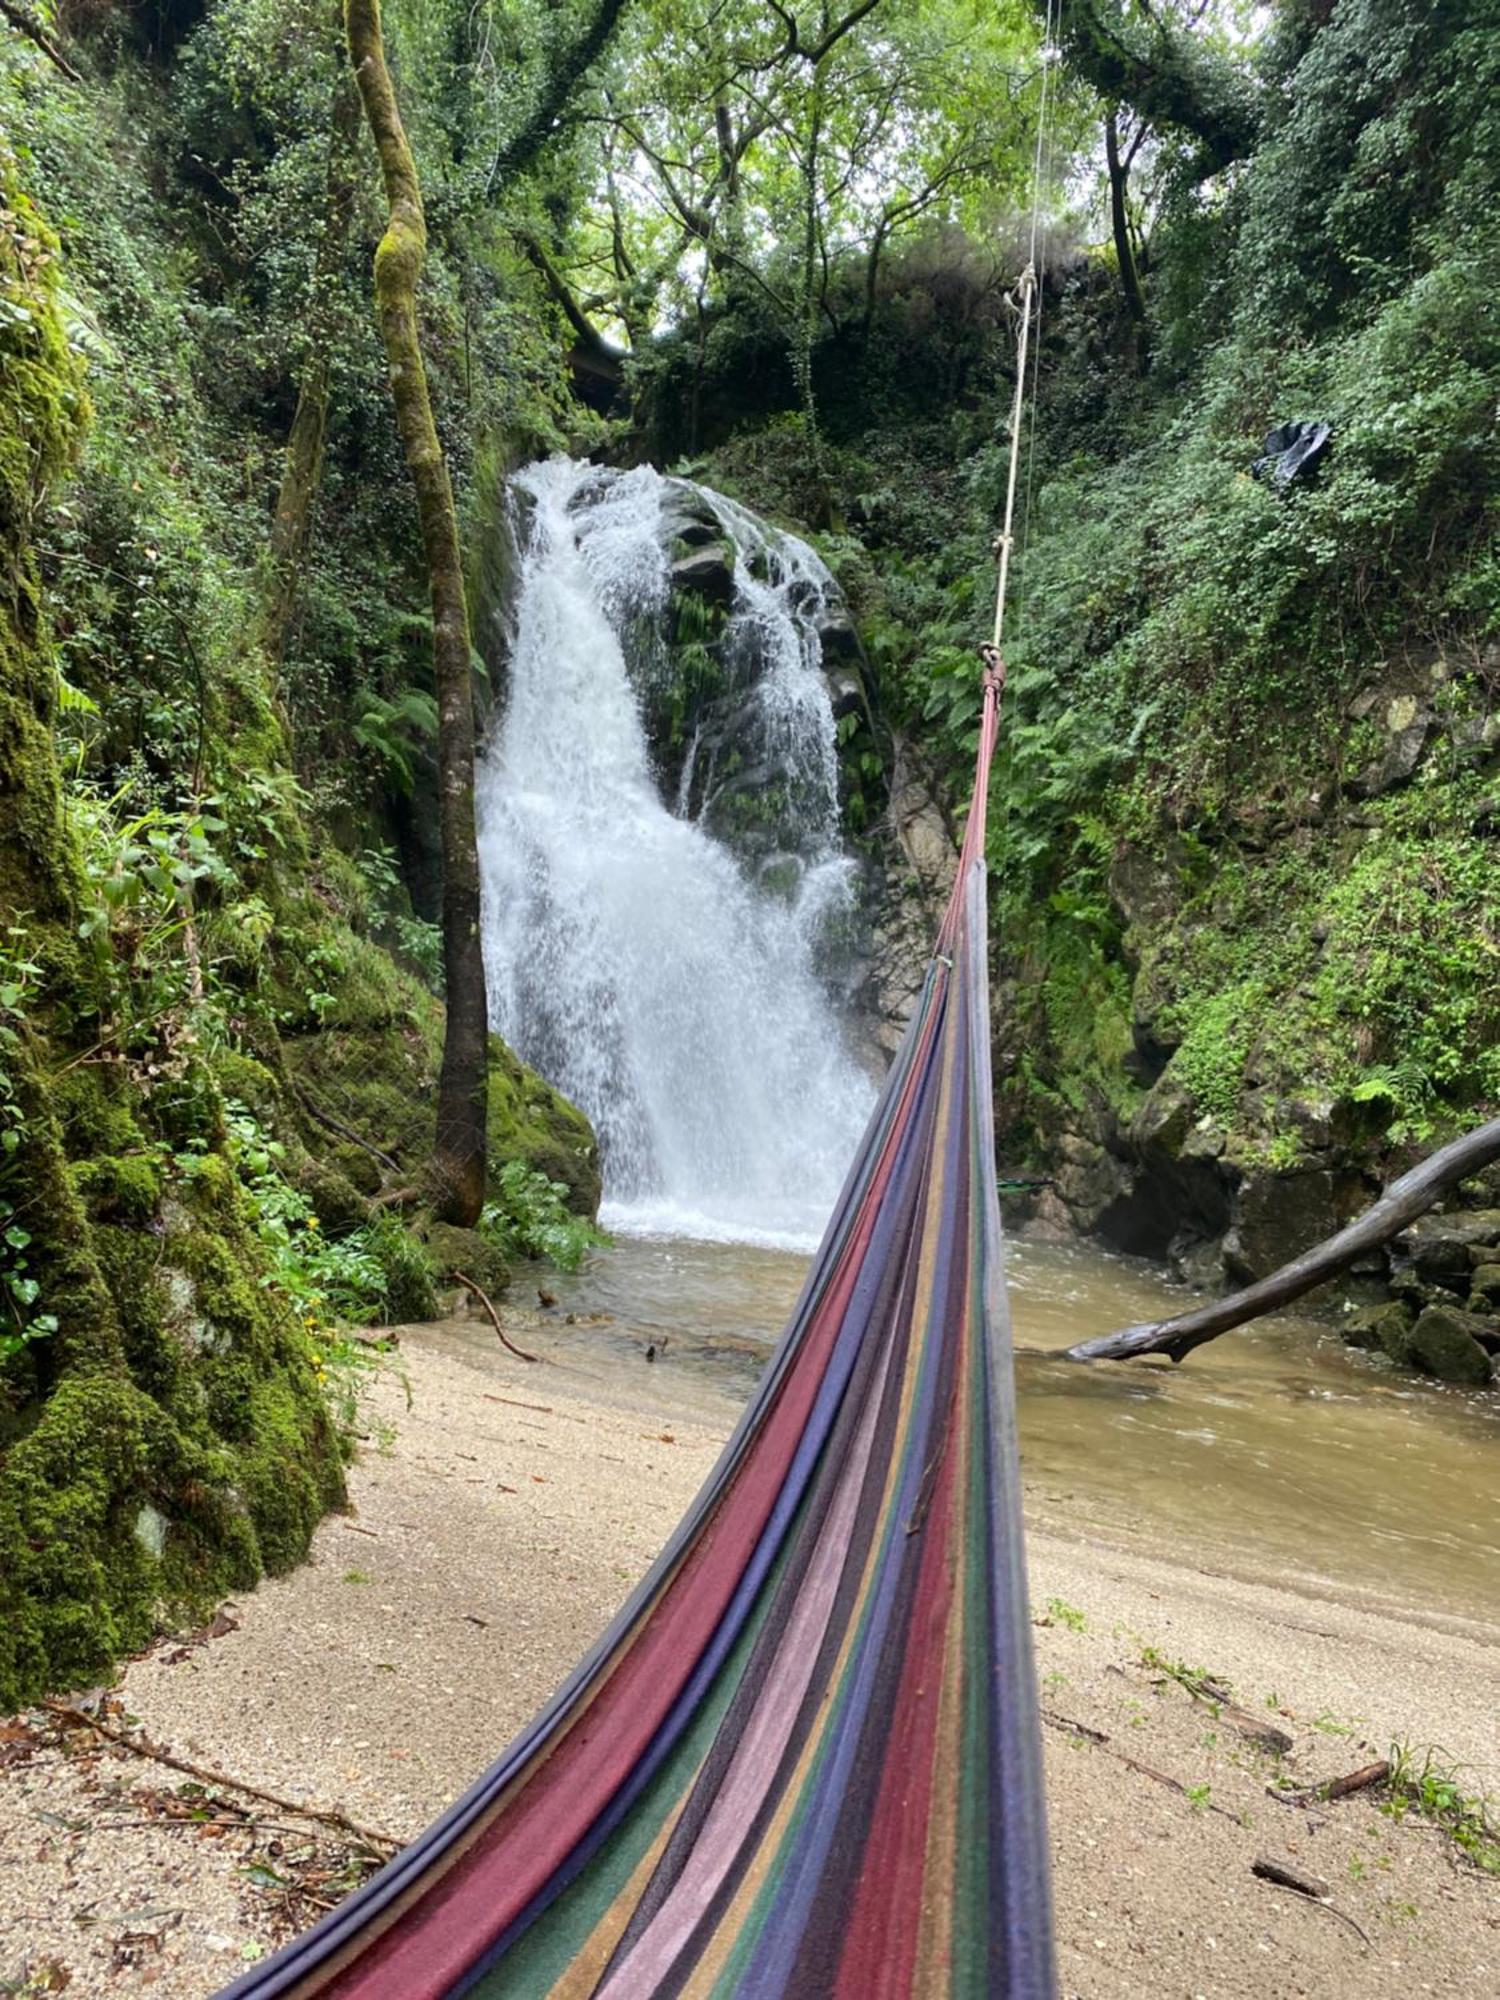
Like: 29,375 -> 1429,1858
224,662 -> 1054,1999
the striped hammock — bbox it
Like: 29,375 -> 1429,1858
224,662 -> 1054,1998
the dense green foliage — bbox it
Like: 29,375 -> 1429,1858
985,0 -> 1500,1171
0,1 -> 603,1703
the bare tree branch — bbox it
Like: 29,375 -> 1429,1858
1,0 -> 81,82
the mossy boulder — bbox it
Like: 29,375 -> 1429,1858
1406,1306 -> 1495,1387
1223,1170 -> 1364,1286
296,1157 -> 372,1233
277,954 -> 600,1221
422,1221 -> 511,1301
369,1218 -> 440,1322
1342,1300 -> 1414,1360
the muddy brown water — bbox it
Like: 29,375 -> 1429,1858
541,1231 -> 1500,1635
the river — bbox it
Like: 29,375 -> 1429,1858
541,1228 -> 1500,1635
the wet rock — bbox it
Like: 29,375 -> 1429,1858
661,482 -> 725,547
1169,1229 -> 1224,1291
824,664 -> 867,724
1389,1261 -> 1466,1309
1395,1210 -> 1500,1289
1020,1186 -> 1077,1244
1342,1300 -> 1413,1360
1411,1233 -> 1475,1286
1349,695 -> 1434,799
1341,1274 -> 1396,1312
1130,1074 -> 1195,1159
671,543 -> 735,605
1222,1169 -> 1363,1285
1406,1306 -> 1494,1386
1052,1133 -> 1134,1237
1469,1263 -> 1500,1308
816,606 -> 865,671
1415,1206 -> 1500,1245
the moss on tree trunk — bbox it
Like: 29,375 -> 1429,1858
345,0 -> 488,1227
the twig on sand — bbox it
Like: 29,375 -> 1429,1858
1252,1855 -> 1331,1899
453,1270 -> 539,1363
42,1701 -> 399,1855
1251,1856 -> 1373,1948
1040,1708 -> 1242,1822
1269,1758 -> 1391,1809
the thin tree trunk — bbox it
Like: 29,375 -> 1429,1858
1104,108 -> 1149,365
795,76 -> 828,514
1,0 -> 81,80
263,64 -> 359,672
345,0 -> 487,1226
1067,1115 -> 1500,1365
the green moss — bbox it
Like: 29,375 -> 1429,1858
72,1151 -> 164,1222
489,1039 -> 601,1217
234,1371 -> 345,1571
0,50 -> 596,1710
296,1156 -> 372,1232
422,1219 -> 511,1299
50,1065 -> 146,1159
0,1374 -> 190,1706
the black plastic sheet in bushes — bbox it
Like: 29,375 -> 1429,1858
1251,420 -> 1332,489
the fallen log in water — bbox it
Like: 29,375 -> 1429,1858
1066,1114 -> 1500,1364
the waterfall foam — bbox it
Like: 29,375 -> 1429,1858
477,456 -> 875,1249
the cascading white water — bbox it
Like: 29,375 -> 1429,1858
476,456 -> 874,1249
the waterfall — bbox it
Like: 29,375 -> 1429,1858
476,456 -> 874,1249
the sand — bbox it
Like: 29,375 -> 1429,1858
1,1309 -> 1496,1997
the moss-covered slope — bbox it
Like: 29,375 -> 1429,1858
0,42 -> 598,1705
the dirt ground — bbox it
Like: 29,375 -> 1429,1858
1,1312 -> 1495,1998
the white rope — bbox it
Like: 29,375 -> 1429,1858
987,6 -> 1055,661
990,262 -> 1035,652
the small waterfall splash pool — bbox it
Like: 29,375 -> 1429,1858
477,457 -> 874,1248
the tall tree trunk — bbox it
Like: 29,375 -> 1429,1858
263,60 -> 360,673
345,0 -> 488,1225
1104,108 -> 1149,369
794,75 -> 828,517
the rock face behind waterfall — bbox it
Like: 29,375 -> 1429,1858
476,458 -> 877,1245
649,478 -> 874,867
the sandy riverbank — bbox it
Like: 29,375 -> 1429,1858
1,1309 -> 1496,1997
